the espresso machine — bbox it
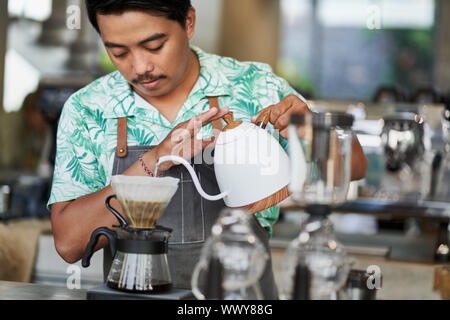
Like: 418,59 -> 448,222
377,112 -> 432,201
280,112 -> 379,300
431,102 -> 450,262
434,103 -> 450,201
81,175 -> 194,300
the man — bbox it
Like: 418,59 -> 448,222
49,0 -> 368,297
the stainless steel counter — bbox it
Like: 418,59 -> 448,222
281,198 -> 450,222
0,281 -> 87,300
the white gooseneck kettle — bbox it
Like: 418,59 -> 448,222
156,109 -> 307,213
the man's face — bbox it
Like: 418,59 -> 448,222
97,8 -> 195,97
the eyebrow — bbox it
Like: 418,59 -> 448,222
104,33 -> 167,49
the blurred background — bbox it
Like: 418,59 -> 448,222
0,0 -> 449,299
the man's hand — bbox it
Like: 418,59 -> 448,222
251,94 -> 309,139
154,107 -> 230,172
251,94 -> 368,180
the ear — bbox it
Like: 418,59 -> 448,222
185,7 -> 196,40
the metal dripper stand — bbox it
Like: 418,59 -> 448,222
280,112 -> 379,300
81,175 -> 193,300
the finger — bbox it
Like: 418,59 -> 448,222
195,108 -> 219,125
182,110 -> 216,134
250,104 -> 291,128
250,101 -> 291,126
280,128 -> 288,140
171,126 -> 191,143
290,102 -> 310,114
204,107 -> 230,125
189,120 -> 207,144
212,107 -> 230,121
189,136 -> 216,158
274,102 -> 309,131
188,107 -> 231,130
274,113 -> 291,132
269,102 -> 291,125
270,95 -> 307,124
185,116 -> 201,132
201,136 -> 216,149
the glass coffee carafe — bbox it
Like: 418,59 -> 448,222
288,112 -> 354,204
281,112 -> 355,300
280,204 -> 354,300
191,209 -> 268,300
82,175 -> 179,293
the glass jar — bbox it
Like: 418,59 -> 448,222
280,205 -> 354,300
106,228 -> 172,293
282,111 -> 356,300
191,209 -> 268,300
288,112 -> 354,205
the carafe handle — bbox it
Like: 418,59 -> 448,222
191,257 -> 224,300
105,194 -> 128,227
82,227 -> 117,268
293,263 -> 311,300
156,155 -> 229,201
191,258 -> 208,300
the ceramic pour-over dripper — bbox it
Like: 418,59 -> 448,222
110,175 -> 179,229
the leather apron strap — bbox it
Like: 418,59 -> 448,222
116,117 -> 128,158
208,96 -> 224,135
115,97 -> 223,158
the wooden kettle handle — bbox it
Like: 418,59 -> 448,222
223,112 -> 243,131
239,186 -> 291,214
255,107 -> 272,129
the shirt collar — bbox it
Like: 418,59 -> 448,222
103,45 -> 232,119
103,71 -> 136,119
192,45 -> 232,97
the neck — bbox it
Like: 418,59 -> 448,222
135,49 -> 200,122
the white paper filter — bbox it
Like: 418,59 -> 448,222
110,175 -> 180,228
110,175 -> 179,202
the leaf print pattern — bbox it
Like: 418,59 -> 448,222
48,46 -> 308,236
130,126 -> 155,146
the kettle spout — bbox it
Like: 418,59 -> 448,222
156,155 -> 229,201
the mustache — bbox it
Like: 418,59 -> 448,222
132,73 -> 167,84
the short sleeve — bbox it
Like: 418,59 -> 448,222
275,74 -> 312,110
47,96 -> 105,209
254,206 -> 280,239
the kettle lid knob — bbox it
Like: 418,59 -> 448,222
223,112 -> 243,131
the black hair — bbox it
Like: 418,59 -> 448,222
85,0 -> 192,33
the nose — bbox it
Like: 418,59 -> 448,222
131,51 -> 154,76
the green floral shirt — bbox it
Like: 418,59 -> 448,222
48,46 -> 306,237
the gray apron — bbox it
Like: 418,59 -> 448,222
104,96 -> 278,299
